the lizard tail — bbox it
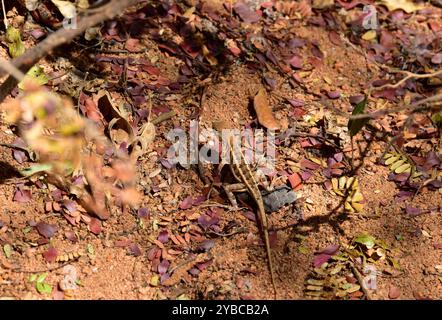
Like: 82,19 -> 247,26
263,228 -> 278,299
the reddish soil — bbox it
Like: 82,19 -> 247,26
0,0 -> 441,300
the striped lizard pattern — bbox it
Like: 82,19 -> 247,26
223,135 -> 277,298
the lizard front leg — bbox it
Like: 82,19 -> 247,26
223,183 -> 247,208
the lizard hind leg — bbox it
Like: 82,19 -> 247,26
223,183 -> 247,209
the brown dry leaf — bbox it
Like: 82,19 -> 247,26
253,89 -> 281,131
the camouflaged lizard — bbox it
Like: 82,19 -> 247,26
222,134 -> 277,298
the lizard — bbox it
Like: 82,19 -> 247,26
222,133 -> 278,298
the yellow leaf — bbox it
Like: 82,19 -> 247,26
361,30 -> 377,41
352,202 -> 364,213
390,159 -> 406,171
394,163 -> 411,174
380,0 -> 426,13
385,155 -> 399,165
351,190 -> 364,203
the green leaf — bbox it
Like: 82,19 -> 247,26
348,97 -> 369,137
354,233 -> 376,249
29,274 -> 37,282
18,65 -> 49,90
3,244 -> 13,258
20,164 -> 53,177
86,244 -> 94,255
36,282 -> 52,294
36,272 -> 48,283
6,27 -> 25,58
432,112 -> 442,128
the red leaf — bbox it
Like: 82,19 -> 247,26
43,247 -> 58,263
328,31 -> 342,45
288,173 -> 302,190
433,243 -> 442,250
88,218 -> 102,235
84,97 -> 104,123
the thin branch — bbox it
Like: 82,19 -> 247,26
374,69 -> 442,91
1,0 -> 7,29
0,58 -> 26,82
0,0 -> 139,103
328,93 -> 442,120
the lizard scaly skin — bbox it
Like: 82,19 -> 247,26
225,135 -> 277,298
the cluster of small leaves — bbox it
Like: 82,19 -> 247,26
330,176 -> 364,213
383,152 -> 416,175
29,273 -> 52,295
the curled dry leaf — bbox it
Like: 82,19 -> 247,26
253,89 -> 281,131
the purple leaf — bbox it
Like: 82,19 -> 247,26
334,153 -> 344,163
197,239 -> 215,252
160,158 -> 175,169
288,98 -> 304,107
431,53 -> 442,64
13,189 -> 32,203
179,196 -> 193,209
198,213 -> 220,229
234,2 -> 261,23
327,91 -> 341,99
242,211 -> 256,222
313,253 -> 332,268
62,200 -> 77,213
192,196 -> 206,206
188,268 -> 200,276
264,77 -> 277,89
349,95 -> 365,104
137,207 -> 150,219
129,243 -> 142,257
36,222 -> 58,238
318,244 -> 339,255
196,259 -> 213,271
300,171 -> 312,181
288,38 -> 305,49
288,55 -> 303,69
13,149 -> 27,164
158,259 -> 170,275
158,230 -> 169,244
160,273 -> 170,284
405,206 -> 422,217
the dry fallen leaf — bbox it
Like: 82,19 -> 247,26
380,0 -> 426,13
253,89 -> 281,131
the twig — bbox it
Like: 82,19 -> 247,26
328,93 -> 442,120
374,69 -> 442,91
0,58 -> 26,82
0,0 -> 139,103
11,259 -> 80,274
1,0 -> 7,29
